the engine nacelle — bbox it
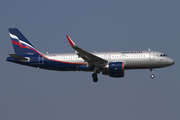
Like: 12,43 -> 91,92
103,62 -> 124,78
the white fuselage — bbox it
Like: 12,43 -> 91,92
44,50 -> 174,70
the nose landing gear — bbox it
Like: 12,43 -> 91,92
150,74 -> 155,79
150,69 -> 155,79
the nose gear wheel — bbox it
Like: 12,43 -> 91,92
150,69 -> 155,79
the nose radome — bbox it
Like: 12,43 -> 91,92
169,58 -> 175,65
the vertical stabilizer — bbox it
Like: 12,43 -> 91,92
8,28 -> 40,56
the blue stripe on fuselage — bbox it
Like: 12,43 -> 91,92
6,55 -> 93,71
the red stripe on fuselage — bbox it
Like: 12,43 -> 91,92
47,57 -> 87,65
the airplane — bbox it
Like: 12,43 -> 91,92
6,28 -> 175,82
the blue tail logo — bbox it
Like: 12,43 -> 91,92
9,28 -> 40,56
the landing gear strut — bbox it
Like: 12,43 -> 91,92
92,73 -> 98,82
92,66 -> 100,82
150,68 -> 155,79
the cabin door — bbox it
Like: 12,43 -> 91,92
149,51 -> 155,61
38,55 -> 44,64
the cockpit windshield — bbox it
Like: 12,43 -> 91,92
160,54 -> 168,57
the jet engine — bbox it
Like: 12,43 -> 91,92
102,62 -> 124,77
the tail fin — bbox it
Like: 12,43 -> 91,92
8,28 -> 40,56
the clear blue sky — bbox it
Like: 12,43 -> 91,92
0,0 -> 179,120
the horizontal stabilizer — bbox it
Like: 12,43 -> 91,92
9,54 -> 29,62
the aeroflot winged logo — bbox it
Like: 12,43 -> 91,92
9,33 -> 40,54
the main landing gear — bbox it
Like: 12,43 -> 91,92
92,73 -> 98,82
92,66 -> 100,82
150,68 -> 155,79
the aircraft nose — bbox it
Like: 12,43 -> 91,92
168,58 -> 175,65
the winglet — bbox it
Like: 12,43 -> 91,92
66,36 -> 75,46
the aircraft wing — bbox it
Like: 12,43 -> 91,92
66,36 -> 108,67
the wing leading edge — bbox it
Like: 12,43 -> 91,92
66,36 -> 108,68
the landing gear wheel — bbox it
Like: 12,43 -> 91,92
150,74 -> 155,79
93,78 -> 98,82
92,73 -> 98,82
150,69 -> 155,79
